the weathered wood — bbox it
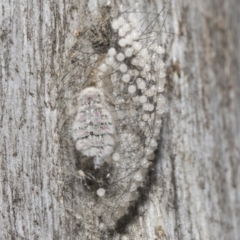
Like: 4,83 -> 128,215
1,0 -> 239,239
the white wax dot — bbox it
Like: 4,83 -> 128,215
119,4 -> 124,13
133,41 -> 142,51
151,85 -> 157,92
116,53 -> 125,61
131,58 -> 138,66
108,48 -> 116,56
96,188 -> 106,197
141,158 -> 150,168
149,44 -> 156,50
150,139 -> 157,147
145,88 -> 152,95
128,85 -> 136,94
157,95 -> 165,106
116,98 -> 124,104
125,34 -> 133,45
130,183 -> 137,192
128,69 -> 134,76
159,71 -> 166,78
157,85 -> 164,92
118,38 -> 127,47
142,114 -> 150,121
152,54 -> 157,64
146,148 -> 154,155
139,81 -> 146,90
105,57 -> 114,65
124,48 -> 133,57
137,78 -> 146,90
136,77 -> 142,84
145,64 -> 151,72
139,121 -> 145,128
128,13 -> 136,22
144,103 -> 154,111
138,59 -> 145,67
159,60 -> 165,68
133,96 -> 139,102
140,48 -> 149,58
130,18 -> 138,27
131,69 -> 139,76
131,30 -> 138,40
155,119 -> 162,125
139,95 -> 147,103
118,16 -> 125,26
115,207 -> 125,218
122,74 -> 131,82
99,64 -> 107,72
122,23 -> 131,32
143,103 -> 149,111
157,80 -> 165,92
119,64 -> 128,73
148,104 -> 154,111
134,171 -> 143,181
146,138 -> 151,144
145,89 -> 152,97
140,71 -> 146,78
99,223 -> 105,231
111,20 -> 119,30
155,45 -> 165,54
151,32 -> 158,38
112,152 -> 120,161
118,28 -> 126,37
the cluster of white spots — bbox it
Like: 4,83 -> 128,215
108,132 -> 154,218
72,87 -> 115,168
112,152 -> 120,161
96,188 -> 106,197
102,11 -> 166,132
94,10 -> 167,218
70,6 -> 168,229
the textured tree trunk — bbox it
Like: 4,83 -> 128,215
1,0 -> 239,239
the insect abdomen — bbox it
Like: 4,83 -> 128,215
72,87 -> 115,168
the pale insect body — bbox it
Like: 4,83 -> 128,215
72,87 -> 115,168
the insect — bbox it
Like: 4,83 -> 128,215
59,1 -> 173,239
72,87 -> 115,168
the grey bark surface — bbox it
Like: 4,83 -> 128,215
1,0 -> 240,239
